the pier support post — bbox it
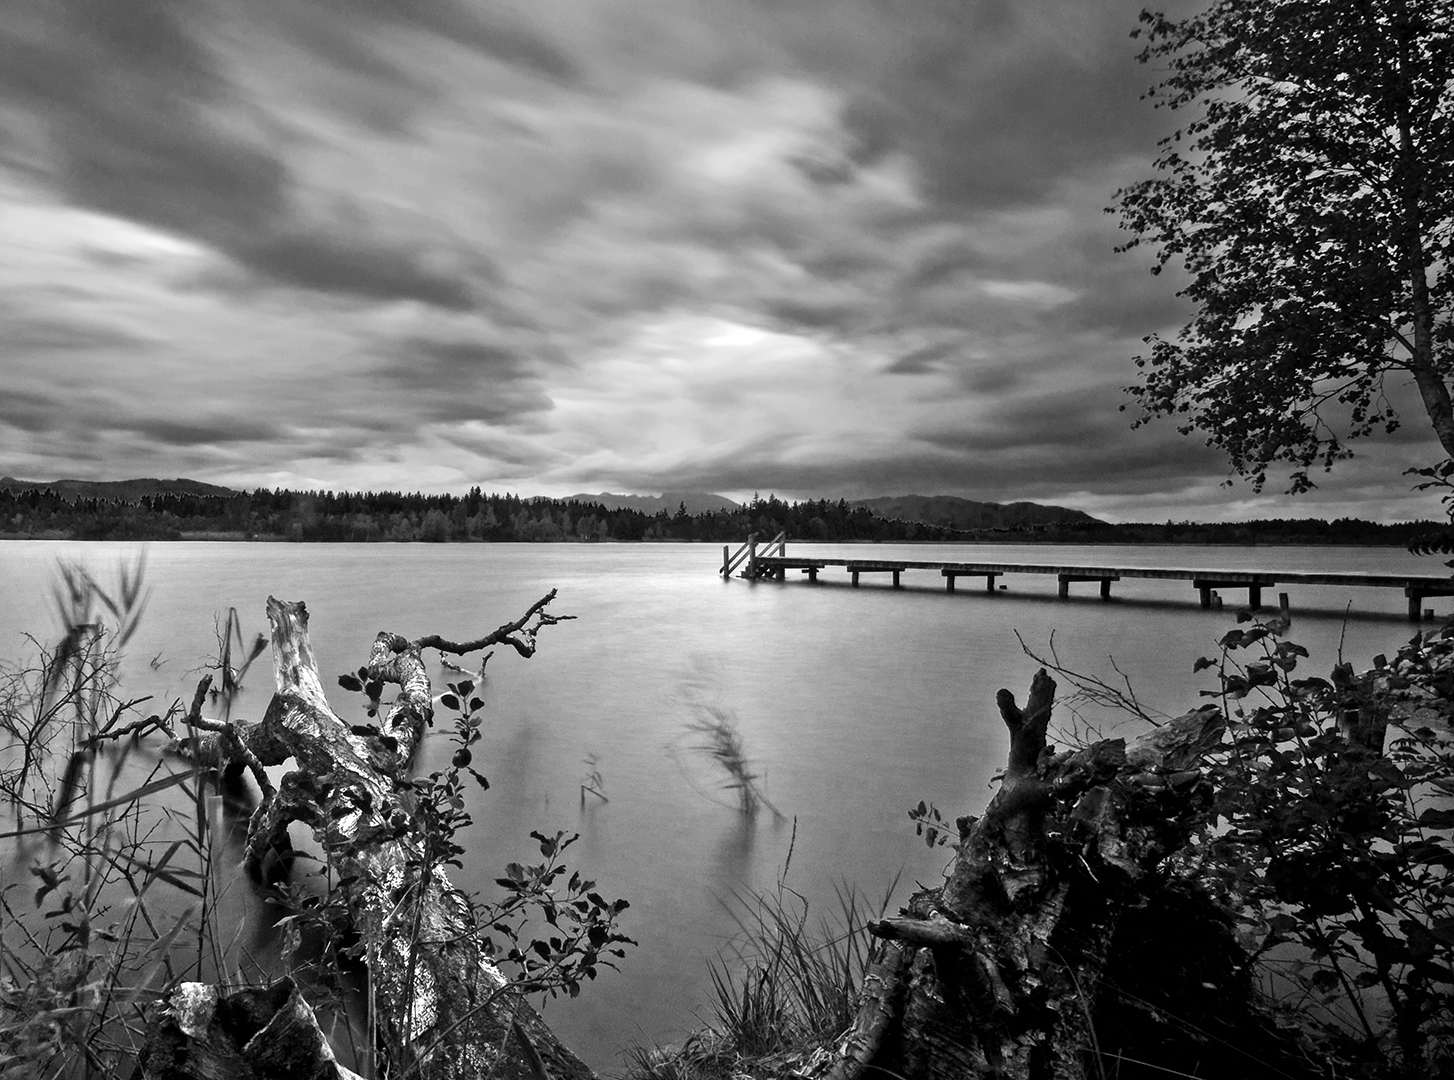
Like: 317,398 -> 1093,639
1248,585 -> 1262,610
852,570 -> 860,587
892,570 -> 901,588
1199,584 -> 1212,608
1058,578 -> 1069,599
1100,578 -> 1113,600
946,575 -> 955,593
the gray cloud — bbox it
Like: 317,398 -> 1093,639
0,0 -> 1434,521
133,416 -> 288,447
366,338 -> 556,425
236,233 -> 477,310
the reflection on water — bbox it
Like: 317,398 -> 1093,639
0,540 -> 1443,1070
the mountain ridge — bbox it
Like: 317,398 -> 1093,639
851,494 -> 1099,530
0,476 -> 238,501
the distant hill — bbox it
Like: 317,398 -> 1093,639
559,491 -> 741,515
0,476 -> 238,501
852,494 -> 1100,530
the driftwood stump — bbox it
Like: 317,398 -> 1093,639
823,669 -> 1305,1080
139,594 -> 590,1080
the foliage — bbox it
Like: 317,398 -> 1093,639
1113,0 -> 1454,492
3,561 -> 632,1078
278,670 -> 635,1072
0,558 -> 238,1079
1184,613 -> 1454,1078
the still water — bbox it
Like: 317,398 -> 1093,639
0,540 -> 1444,1068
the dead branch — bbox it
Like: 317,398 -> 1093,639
410,588 -> 577,659
139,592 -> 588,1080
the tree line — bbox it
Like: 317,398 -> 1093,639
0,486 -> 966,543
0,482 -> 1442,545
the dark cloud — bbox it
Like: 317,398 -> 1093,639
133,417 -> 287,447
886,342 -> 957,375
839,2 -> 1163,211
437,427 -> 555,470
3,317 -> 147,353
0,390 -> 60,434
302,0 -> 581,84
237,233 -> 477,310
369,339 -> 555,424
0,0 -> 487,309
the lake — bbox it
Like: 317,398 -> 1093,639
0,539 -> 1444,1070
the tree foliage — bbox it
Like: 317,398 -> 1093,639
1114,0 -> 1454,492
1189,615 -> 1454,1076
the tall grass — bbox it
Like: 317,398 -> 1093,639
0,557 -> 249,1079
627,860 -> 897,1079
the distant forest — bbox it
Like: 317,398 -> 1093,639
0,482 -> 1444,546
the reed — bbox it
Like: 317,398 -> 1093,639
0,557 -> 244,1079
682,704 -> 783,820
626,868 -> 896,1079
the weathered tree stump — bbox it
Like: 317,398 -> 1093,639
823,670 -> 1307,1080
139,594 -> 590,1080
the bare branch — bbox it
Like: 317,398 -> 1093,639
408,589 -> 576,659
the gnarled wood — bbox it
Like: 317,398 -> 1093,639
821,673 -> 1300,1080
142,594 -> 590,1080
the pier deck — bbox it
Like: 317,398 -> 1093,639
720,535 -> 1454,621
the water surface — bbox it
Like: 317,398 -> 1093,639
0,540 -> 1441,1068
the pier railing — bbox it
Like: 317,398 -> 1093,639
721,531 -> 786,578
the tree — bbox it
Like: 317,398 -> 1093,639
1113,0 -> 1454,492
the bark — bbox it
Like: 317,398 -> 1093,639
137,978 -> 366,1080
821,672 -> 1306,1080
140,594 -> 590,1080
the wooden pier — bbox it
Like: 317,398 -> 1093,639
720,534 -> 1454,621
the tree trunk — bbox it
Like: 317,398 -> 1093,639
139,595 -> 591,1080
822,671 -> 1310,1080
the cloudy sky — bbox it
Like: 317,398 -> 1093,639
0,0 -> 1444,522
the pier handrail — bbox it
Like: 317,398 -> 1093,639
749,531 -> 785,578
723,531 -> 787,578
722,533 -> 757,578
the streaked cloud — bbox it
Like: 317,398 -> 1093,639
0,0 -> 1442,522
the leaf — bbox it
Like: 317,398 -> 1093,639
338,673 -> 363,692
1418,808 -> 1454,830
439,693 -> 460,711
